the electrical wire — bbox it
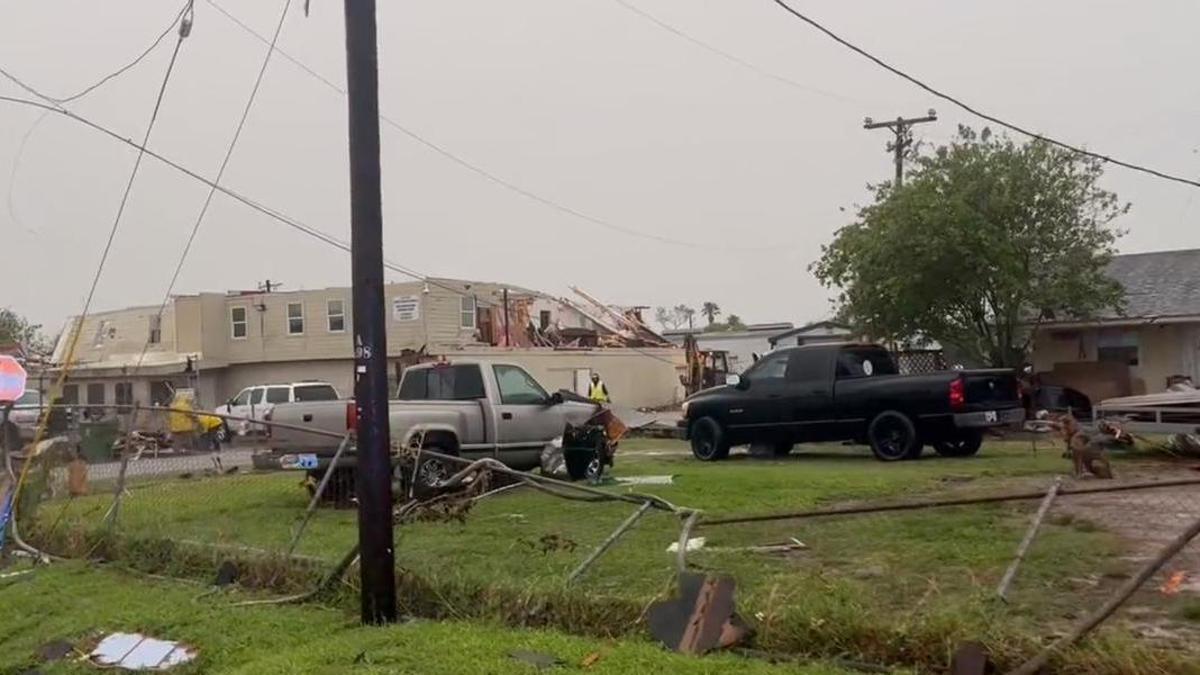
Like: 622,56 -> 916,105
0,101 -> 678,366
769,0 -> 1200,190
3,4 -> 190,237
204,0 -> 784,253
130,0 -> 293,376
0,14 -> 191,560
609,0 -> 866,106
0,94 -> 481,304
55,2 -> 194,104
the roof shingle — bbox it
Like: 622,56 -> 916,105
1103,249 -> 1200,319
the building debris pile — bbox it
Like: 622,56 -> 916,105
484,286 -> 673,349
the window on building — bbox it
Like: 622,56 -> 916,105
460,296 -> 476,330
61,384 -> 79,405
230,306 -> 248,339
148,315 -> 162,344
87,383 -> 106,406
1097,330 -> 1139,366
493,365 -> 549,405
539,310 -> 551,331
327,299 -> 345,333
287,302 -> 305,335
115,382 -> 134,407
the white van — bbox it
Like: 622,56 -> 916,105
223,381 -> 340,436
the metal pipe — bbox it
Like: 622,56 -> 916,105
700,477 -> 1200,528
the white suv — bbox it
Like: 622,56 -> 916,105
222,381 -> 339,437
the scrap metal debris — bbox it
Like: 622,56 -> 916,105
613,475 -> 674,486
89,633 -> 195,671
646,572 -> 752,654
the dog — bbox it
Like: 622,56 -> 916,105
1052,414 -> 1114,479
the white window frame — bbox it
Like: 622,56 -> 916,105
287,302 -> 305,336
460,295 -> 477,330
327,299 -> 346,333
230,306 -> 248,340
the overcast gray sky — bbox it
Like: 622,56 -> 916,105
2,0 -> 1198,336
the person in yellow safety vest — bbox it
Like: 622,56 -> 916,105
588,373 -> 610,404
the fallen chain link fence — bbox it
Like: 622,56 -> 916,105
6,405 -> 1200,673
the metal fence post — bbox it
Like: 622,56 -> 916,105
287,433 -> 352,558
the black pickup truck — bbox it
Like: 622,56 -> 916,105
679,343 -> 1024,462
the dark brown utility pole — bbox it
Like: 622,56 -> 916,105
502,288 -> 511,346
343,0 -> 396,624
863,110 -> 937,186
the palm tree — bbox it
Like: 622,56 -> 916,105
675,304 -> 696,330
701,302 -> 721,325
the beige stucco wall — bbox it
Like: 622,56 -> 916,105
1032,323 -> 1200,393
447,347 -> 685,408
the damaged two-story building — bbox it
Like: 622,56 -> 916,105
47,279 -> 685,410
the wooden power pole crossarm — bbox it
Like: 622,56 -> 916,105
864,110 -> 937,186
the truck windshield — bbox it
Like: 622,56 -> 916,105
398,365 -> 486,401
836,348 -> 898,378
294,384 -> 338,402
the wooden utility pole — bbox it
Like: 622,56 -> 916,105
863,110 -> 937,186
343,0 -> 396,624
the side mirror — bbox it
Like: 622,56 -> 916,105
729,374 -> 749,390
548,391 -> 565,406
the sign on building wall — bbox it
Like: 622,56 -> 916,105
392,296 -> 420,322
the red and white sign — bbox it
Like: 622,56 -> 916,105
0,355 -> 27,403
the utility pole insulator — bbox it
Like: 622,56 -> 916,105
863,110 -> 937,187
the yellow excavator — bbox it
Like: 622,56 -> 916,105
681,334 -> 731,396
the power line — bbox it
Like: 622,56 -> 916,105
56,2 -> 194,104
3,3 -> 191,235
204,0 -> 785,253
609,0 -> 865,105
0,9 -> 190,523
0,93 -> 467,299
769,0 -> 1200,190
132,0 -> 293,375
0,93 -> 680,365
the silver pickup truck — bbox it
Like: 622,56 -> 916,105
265,359 -> 600,491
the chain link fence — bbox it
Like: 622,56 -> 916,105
6,406 -> 1200,672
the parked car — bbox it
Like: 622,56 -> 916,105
222,381 -> 340,439
678,342 -> 1024,462
2,388 -> 42,449
264,360 -> 600,492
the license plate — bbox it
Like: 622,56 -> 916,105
984,410 -> 998,423
296,453 -> 319,470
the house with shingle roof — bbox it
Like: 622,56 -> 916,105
1031,248 -> 1200,401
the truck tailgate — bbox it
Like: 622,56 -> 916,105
268,400 -> 351,451
962,370 -> 1020,408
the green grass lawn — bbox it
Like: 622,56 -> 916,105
0,562 -> 850,674
21,439 -> 1199,673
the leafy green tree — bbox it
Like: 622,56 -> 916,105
0,308 -> 48,354
700,302 -> 721,325
813,126 -> 1126,367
